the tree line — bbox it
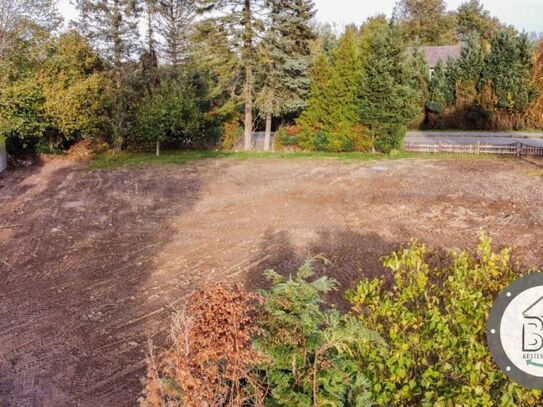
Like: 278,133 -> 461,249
0,0 -> 542,155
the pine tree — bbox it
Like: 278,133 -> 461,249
358,25 -> 423,151
141,0 -> 159,93
198,0 -> 264,151
456,33 -> 485,83
257,0 -> 316,151
75,0 -> 141,67
75,0 -> 143,150
483,31 -> 533,112
297,28 -> 366,152
427,61 -> 448,113
156,0 -> 195,68
407,44 -> 430,113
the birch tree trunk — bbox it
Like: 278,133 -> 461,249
264,111 -> 272,151
244,65 -> 253,151
242,0 -> 253,151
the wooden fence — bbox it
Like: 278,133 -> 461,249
404,141 -> 543,157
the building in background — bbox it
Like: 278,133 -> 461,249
421,45 -> 462,79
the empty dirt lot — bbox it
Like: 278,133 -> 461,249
1,156 -> 543,406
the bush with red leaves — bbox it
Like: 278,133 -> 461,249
142,284 -> 264,407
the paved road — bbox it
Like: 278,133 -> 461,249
406,131 -> 543,147
246,131 -> 543,150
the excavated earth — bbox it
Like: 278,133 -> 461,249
1,156 -> 543,406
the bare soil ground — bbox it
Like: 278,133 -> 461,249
1,156 -> 543,406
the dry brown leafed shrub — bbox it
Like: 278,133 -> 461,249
141,284 -> 265,407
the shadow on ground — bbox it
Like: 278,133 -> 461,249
244,228 -> 398,310
0,161 -> 208,406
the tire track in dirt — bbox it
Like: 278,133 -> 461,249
1,157 -> 543,405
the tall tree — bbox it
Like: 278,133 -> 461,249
198,0 -> 263,151
156,0 -> 195,68
75,0 -> 142,150
457,34 -> 485,82
75,0 -> 141,67
358,25 -> 424,151
0,0 -> 61,65
483,31 -> 533,112
40,30 -> 108,146
456,0 -> 491,41
427,61 -> 450,114
393,0 -> 456,45
297,28 -> 367,152
529,42 -> 543,127
258,0 -> 316,150
141,0 -> 159,92
0,0 -> 61,150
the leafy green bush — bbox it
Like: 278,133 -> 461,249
221,119 -> 243,150
0,79 -> 49,147
295,123 -> 373,152
143,258 -> 384,407
275,125 -> 300,147
373,124 -> 406,153
136,78 -> 204,153
347,234 -> 541,406
256,258 -> 384,406
41,31 -> 108,143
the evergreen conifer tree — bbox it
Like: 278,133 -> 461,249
358,25 -> 423,151
156,0 -> 195,68
427,61 -> 449,114
75,0 -> 143,150
257,0 -> 316,150
483,31 -> 533,112
297,28 -> 366,152
457,34 -> 485,84
198,0 -> 264,150
75,0 -> 141,67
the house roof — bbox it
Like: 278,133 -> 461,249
421,45 -> 462,68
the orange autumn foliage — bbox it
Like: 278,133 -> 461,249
142,284 -> 264,407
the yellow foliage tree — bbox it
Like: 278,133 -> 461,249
528,42 -> 543,128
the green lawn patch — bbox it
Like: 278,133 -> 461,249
88,149 -> 508,170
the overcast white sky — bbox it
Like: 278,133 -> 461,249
58,0 -> 543,33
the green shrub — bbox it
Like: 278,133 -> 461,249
295,123 -> 373,152
136,78 -> 204,152
0,79 -> 49,147
373,124 -> 406,153
256,258 -> 384,406
275,125 -> 300,147
347,234 -> 541,406
221,119 -> 243,150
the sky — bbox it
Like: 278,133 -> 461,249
58,0 -> 543,34
313,0 -> 543,34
